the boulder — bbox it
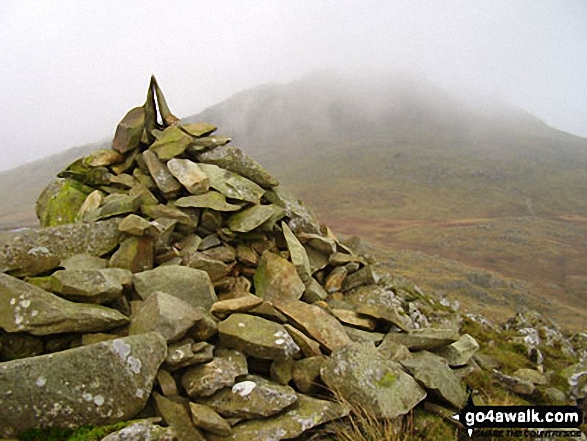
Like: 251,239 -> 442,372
321,342 -> 426,419
218,313 -> 300,361
0,219 -> 121,276
0,273 -> 129,335
197,375 -> 298,420
181,349 -> 248,398
400,351 -> 467,408
254,251 -> 305,304
208,394 -> 348,441
101,420 -> 177,441
132,265 -> 217,310
0,333 -> 167,437
275,301 -> 351,353
129,291 -> 204,342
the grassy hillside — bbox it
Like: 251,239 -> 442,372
189,72 -> 587,330
1,72 -> 585,329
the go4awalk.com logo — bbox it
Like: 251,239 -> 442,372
452,394 -> 584,438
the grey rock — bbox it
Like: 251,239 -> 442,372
218,313 -> 300,361
181,250 -> 234,282
189,402 -> 232,437
544,387 -> 567,404
346,285 -> 413,331
197,145 -> 279,188
101,420 -> 177,441
60,253 -> 107,270
181,349 -> 248,398
293,356 -> 329,394
142,150 -> 181,197
129,291 -> 204,342
0,273 -> 129,336
197,375 -> 298,421
344,326 -> 386,345
0,219 -> 121,276
164,339 -> 214,371
167,158 -> 210,194
198,163 -> 266,204
208,394 -> 349,441
275,301 -> 351,353
175,191 -> 243,211
149,126 -> 194,160
109,236 -> 154,273
400,351 -> 467,408
0,333 -> 167,437
342,265 -> 378,292
513,368 -> 547,385
281,223 -> 311,282
227,204 -> 284,233
254,251 -> 305,304
49,268 -> 132,304
383,328 -> 460,351
95,194 -> 142,220
118,214 -> 153,236
132,265 -> 217,310
321,342 -> 426,419
153,393 -> 206,441
180,122 -> 217,137
284,323 -> 322,357
492,369 -> 536,395
433,333 -> 479,366
265,186 -> 322,235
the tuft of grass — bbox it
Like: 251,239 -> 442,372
323,395 -> 409,441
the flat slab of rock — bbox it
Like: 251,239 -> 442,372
182,349 -> 248,398
48,268 -> 132,304
153,393 -> 206,441
433,333 -> 479,366
492,369 -> 536,395
0,219 -> 121,276
190,403 -> 232,436
167,158 -> 210,194
199,163 -> 265,204
129,291 -> 204,342
208,394 -> 349,441
275,301 -> 351,353
218,313 -> 300,361
382,328 -> 460,351
175,191 -> 243,211
0,273 -> 129,335
400,351 -> 467,408
197,375 -> 298,420
321,342 -> 426,419
254,251 -> 305,304
348,286 -> 413,331
227,205 -> 284,233
0,332 -> 167,437
132,265 -> 217,310
197,145 -> 279,188
265,186 -> 321,235
101,420 -> 177,441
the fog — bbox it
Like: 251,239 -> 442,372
0,0 -> 585,171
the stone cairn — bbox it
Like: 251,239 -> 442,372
1,77 -> 508,440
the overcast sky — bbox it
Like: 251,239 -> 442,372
0,0 -> 586,171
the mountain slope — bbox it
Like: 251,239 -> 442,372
1,72 -> 585,328
186,72 -> 587,329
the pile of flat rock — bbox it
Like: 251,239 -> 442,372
1,78 -> 484,440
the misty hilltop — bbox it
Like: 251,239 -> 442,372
189,70 -> 551,144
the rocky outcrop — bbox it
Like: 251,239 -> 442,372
0,77 -> 584,440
